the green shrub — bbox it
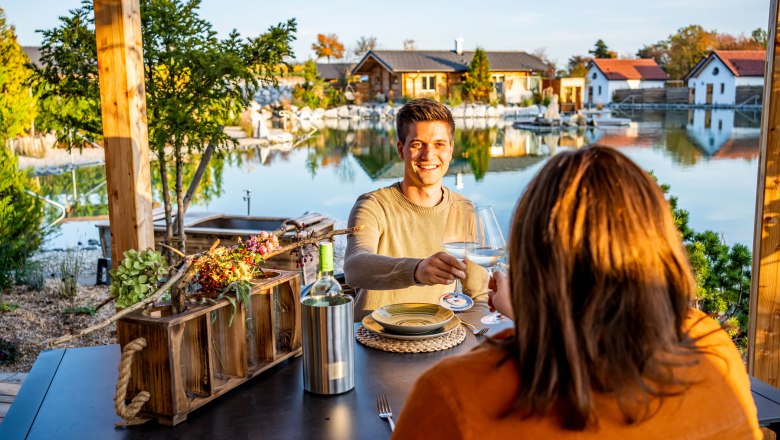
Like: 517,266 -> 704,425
58,249 -> 82,298
63,304 -> 96,316
110,249 -> 168,308
520,98 -> 534,107
0,302 -> 19,312
16,260 -> 45,291
0,338 -> 20,365
0,147 -> 45,290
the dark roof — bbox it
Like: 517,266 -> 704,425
714,50 -> 765,77
315,63 -> 354,81
352,50 -> 548,74
22,46 -> 42,68
685,50 -> 766,80
590,59 -> 668,81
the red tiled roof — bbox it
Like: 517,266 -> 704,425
591,59 -> 668,81
713,50 -> 765,77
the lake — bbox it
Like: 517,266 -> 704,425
37,108 -> 761,253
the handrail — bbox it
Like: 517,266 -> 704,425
738,94 -> 762,107
24,190 -> 67,230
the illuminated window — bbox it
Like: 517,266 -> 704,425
421,75 -> 436,91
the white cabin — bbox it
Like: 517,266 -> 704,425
584,59 -> 668,106
685,50 -> 765,106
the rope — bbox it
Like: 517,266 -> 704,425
114,337 -> 152,428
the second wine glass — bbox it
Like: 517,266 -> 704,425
466,206 -> 508,324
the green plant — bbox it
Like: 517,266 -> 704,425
35,1 -> 296,261
58,249 -> 82,298
0,337 -> 20,365
0,8 -> 36,143
658,177 -> 752,353
63,304 -> 97,316
109,249 -> 168,308
0,147 -> 45,291
462,48 -> 492,103
0,302 -> 19,312
16,260 -> 45,291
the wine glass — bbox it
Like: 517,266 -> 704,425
466,206 -> 509,324
440,200 -> 477,310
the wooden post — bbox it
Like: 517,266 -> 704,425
93,0 -> 154,266
749,0 -> 780,385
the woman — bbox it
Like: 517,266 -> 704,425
391,147 -> 760,439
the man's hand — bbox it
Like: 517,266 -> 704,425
414,251 -> 467,286
488,271 -> 514,321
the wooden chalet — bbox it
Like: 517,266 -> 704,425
351,39 -> 548,103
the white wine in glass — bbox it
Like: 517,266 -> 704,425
440,200 -> 477,310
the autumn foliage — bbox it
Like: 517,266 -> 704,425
312,33 -> 345,62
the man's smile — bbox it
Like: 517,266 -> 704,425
417,163 -> 441,170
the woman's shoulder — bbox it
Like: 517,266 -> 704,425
425,330 -> 515,382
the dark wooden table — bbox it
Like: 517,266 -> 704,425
3,301 -> 780,439
0,301 -> 507,440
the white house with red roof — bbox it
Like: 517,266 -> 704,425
584,59 -> 668,106
685,50 -> 766,106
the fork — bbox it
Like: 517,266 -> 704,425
461,320 -> 489,336
376,393 -> 395,432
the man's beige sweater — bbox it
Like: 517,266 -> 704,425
344,183 -> 465,318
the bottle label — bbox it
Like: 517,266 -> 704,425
319,242 -> 334,273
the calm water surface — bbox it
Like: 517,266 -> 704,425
39,109 -> 761,251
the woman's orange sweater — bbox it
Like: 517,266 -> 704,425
392,309 -> 761,439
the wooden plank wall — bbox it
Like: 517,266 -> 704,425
749,0 -> 780,388
93,0 -> 155,266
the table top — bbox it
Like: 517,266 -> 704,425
3,300 -> 780,439
0,300 -> 507,440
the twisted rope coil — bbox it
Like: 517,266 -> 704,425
114,337 -> 152,427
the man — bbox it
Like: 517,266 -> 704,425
344,98 -> 468,318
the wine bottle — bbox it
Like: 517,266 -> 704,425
311,241 -> 342,296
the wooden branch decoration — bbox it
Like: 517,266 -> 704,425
46,256 -> 196,347
45,225 -> 363,347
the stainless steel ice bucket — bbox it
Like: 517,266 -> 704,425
301,295 -> 355,394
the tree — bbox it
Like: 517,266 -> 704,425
665,25 -> 716,80
588,39 -> 616,59
403,39 -> 417,51
312,33 -> 344,62
353,35 -> 377,59
566,55 -> 592,77
462,47 -> 492,103
35,0 -> 296,260
532,47 -> 556,78
0,8 -> 36,142
0,147 -> 44,290
636,41 -> 670,69
660,180 -> 752,353
752,28 -> 768,48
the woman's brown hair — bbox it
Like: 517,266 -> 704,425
505,146 -> 699,430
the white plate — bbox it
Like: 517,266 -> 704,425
371,303 -> 454,334
362,315 -> 461,341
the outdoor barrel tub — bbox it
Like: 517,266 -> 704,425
96,211 -> 335,285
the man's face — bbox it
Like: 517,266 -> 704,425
397,121 -> 453,189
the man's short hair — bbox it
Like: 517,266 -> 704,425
395,98 -> 455,144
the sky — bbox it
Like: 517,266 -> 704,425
3,0 -> 771,67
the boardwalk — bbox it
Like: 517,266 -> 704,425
0,372 -> 27,425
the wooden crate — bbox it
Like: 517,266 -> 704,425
116,270 -> 301,426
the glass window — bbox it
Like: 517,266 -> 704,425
421,75 -> 436,91
598,85 -> 602,95
720,83 -> 725,94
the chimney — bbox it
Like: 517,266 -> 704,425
455,36 -> 464,55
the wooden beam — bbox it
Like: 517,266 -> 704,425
93,0 -> 154,266
749,0 -> 780,384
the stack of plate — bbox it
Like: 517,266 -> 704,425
361,303 -> 461,340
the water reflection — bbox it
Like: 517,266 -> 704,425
38,109 -> 761,249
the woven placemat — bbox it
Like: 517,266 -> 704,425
356,325 -> 467,353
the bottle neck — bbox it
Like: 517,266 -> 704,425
320,269 -> 334,278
